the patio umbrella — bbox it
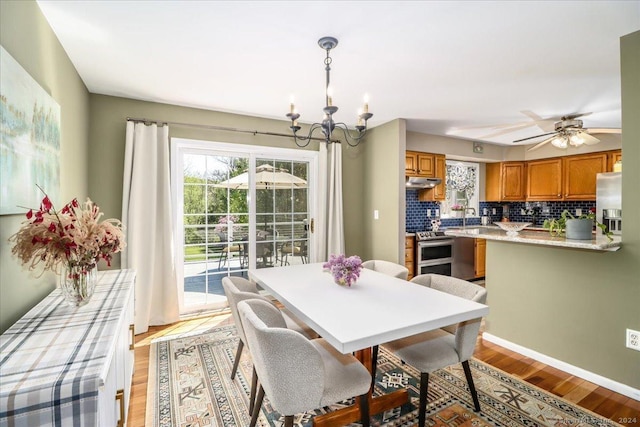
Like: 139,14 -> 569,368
213,164 -> 307,190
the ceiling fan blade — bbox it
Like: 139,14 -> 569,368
563,112 -> 592,120
585,128 -> 621,134
581,133 -> 601,145
513,131 -> 557,143
527,135 -> 556,152
480,123 -> 543,139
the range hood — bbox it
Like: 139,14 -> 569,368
405,176 -> 442,189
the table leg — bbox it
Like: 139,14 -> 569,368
312,347 -> 409,427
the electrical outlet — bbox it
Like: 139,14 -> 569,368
435,209 -> 440,217
627,329 -> 640,351
427,209 -> 432,217
575,208 -> 582,216
492,208 -> 496,215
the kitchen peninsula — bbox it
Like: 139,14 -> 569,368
445,226 -> 621,251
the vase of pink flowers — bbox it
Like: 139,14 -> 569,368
322,254 -> 363,287
9,190 -> 126,307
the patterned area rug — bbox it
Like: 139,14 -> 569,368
146,324 -> 617,427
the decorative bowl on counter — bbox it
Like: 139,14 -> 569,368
493,222 -> 532,236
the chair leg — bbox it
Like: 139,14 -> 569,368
462,360 -> 481,412
249,366 -> 258,414
418,372 -> 429,427
359,393 -> 370,427
370,345 -> 379,394
284,415 -> 294,427
230,340 -> 244,380
249,385 -> 265,427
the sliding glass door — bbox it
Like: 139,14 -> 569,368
172,139 -> 317,315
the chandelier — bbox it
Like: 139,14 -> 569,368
286,36 -> 373,147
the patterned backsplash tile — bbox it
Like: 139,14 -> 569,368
406,190 -> 596,232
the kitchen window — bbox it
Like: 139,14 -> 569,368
443,160 -> 479,218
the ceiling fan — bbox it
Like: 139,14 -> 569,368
513,113 -> 621,151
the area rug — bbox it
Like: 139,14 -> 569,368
146,324 -> 617,427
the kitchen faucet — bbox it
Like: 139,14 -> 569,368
462,207 -> 476,228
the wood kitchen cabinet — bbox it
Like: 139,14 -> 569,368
418,154 -> 446,201
485,162 -> 526,202
563,152 -> 608,200
405,235 -> 415,280
474,238 -> 486,278
527,157 -> 563,201
406,151 -> 435,177
608,150 -> 622,171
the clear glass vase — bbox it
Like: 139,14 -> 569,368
59,264 -> 98,307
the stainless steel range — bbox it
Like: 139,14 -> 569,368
415,231 -> 454,276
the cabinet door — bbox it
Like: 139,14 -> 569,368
563,153 -> 608,200
527,158 -> 562,201
607,150 -> 622,171
474,239 -> 486,278
416,154 -> 435,177
501,162 -> 526,200
405,236 -> 415,280
405,152 -> 418,176
417,154 -> 446,202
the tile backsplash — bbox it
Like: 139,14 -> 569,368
406,190 -> 596,232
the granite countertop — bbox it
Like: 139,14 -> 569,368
444,226 -> 621,251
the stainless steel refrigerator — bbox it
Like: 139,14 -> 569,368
596,172 -> 622,235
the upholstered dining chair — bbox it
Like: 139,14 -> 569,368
362,259 -> 409,280
221,276 -> 316,414
237,299 -> 372,427
382,274 -> 487,427
221,276 -> 314,379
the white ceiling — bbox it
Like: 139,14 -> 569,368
37,1 -> 639,146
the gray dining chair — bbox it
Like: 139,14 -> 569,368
237,299 -> 372,427
362,259 -> 409,280
221,276 -> 316,414
382,274 -> 487,427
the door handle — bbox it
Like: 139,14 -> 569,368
310,218 -> 315,233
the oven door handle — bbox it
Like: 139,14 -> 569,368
417,239 -> 454,247
418,257 -> 453,266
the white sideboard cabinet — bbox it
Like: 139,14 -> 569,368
0,269 -> 136,427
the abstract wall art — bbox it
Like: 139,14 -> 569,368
1,45 -> 60,215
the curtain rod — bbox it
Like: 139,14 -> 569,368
126,117 -> 332,143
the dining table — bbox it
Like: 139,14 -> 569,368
249,262 -> 489,427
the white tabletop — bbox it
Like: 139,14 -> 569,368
249,263 -> 489,353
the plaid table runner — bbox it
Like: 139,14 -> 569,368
0,269 -> 135,427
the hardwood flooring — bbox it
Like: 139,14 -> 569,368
127,311 -> 639,427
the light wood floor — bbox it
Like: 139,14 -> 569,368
127,311 -> 639,427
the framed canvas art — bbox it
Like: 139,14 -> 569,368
0,45 -> 60,215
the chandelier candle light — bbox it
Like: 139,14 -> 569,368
286,36 -> 373,147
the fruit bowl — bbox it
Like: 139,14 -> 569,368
493,222 -> 532,236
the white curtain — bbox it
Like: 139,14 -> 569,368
315,141 -> 344,260
121,122 -> 179,334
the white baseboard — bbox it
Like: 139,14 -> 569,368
482,332 -> 640,401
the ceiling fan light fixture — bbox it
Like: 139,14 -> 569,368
551,135 -> 568,149
569,131 -> 585,146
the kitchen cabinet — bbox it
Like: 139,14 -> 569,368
418,154 -> 446,201
608,150 -> 622,171
474,238 -> 486,278
485,162 -> 526,202
563,152 -> 608,200
405,235 -> 415,280
526,158 -> 563,201
406,151 -> 435,177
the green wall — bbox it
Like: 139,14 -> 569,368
485,31 -> 640,390
361,119 -> 405,263
0,0 -> 90,333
